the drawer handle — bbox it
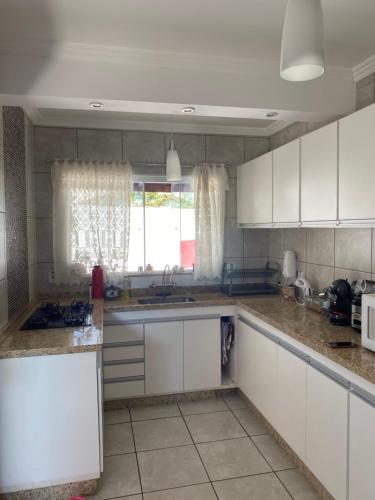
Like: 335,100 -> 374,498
104,375 -> 145,384
103,340 -> 144,348
104,358 -> 144,366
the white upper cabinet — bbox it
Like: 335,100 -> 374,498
237,152 -> 272,225
301,122 -> 338,223
339,103 -> 375,221
272,139 -> 300,224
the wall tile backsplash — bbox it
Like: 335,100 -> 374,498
270,228 -> 375,292
33,127 -> 271,295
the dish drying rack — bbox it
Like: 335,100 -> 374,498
221,261 -> 280,297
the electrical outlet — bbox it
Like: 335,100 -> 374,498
48,270 -> 55,284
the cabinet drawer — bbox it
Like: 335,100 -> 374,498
104,362 -> 144,380
104,323 -> 143,344
104,379 -> 145,400
103,345 -> 144,362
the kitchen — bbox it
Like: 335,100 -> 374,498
1,1 -> 375,499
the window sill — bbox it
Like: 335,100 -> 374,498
127,270 -> 194,277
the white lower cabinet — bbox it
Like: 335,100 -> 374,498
255,332 -> 278,427
183,318 -> 221,391
276,345 -> 307,461
145,321 -> 183,395
306,365 -> 348,500
236,318 -> 256,402
348,392 -> 375,500
0,352 -> 100,493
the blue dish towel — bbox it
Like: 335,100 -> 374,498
221,319 -> 234,366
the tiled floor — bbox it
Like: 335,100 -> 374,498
91,394 -> 321,499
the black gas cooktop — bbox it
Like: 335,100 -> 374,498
21,300 -> 93,330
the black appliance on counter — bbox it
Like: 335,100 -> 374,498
21,300 -> 93,330
326,279 -> 352,326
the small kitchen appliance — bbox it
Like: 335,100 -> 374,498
294,270 -> 312,305
361,293 -> 375,352
351,280 -> 375,330
325,279 -> 352,326
21,301 -> 93,330
282,250 -> 297,285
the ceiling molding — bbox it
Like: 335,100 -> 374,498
0,40 -> 353,77
31,109 -> 287,137
352,55 -> 375,82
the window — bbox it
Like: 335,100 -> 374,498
128,181 -> 196,272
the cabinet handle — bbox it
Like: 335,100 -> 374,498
238,315 -> 279,344
309,359 -> 351,389
351,384 -> 375,407
104,375 -> 145,384
103,340 -> 144,348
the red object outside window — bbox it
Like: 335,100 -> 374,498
180,240 -> 195,268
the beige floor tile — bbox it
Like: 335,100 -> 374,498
138,445 -> 208,492
131,403 -> 180,421
90,454 -> 141,499
213,472 -> 291,500
179,398 -> 228,415
277,469 -> 321,499
143,483 -> 217,499
133,416 -> 192,451
104,408 -> 130,424
185,411 -> 246,443
197,437 -> 271,481
223,393 -> 248,410
104,422 -> 134,456
232,408 -> 268,436
252,434 -> 295,471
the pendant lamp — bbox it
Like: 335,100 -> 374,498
280,0 -> 325,82
166,136 -> 181,182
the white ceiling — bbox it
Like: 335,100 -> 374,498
0,0 -> 373,132
1,0 -> 375,67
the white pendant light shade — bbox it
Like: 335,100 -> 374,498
166,137 -> 181,182
280,0 -> 325,82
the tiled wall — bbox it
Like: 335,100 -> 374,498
0,109 -> 7,328
25,117 -> 37,301
3,107 -> 29,320
33,127 -> 270,295
270,228 -> 375,292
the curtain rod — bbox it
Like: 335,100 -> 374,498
44,158 -> 232,168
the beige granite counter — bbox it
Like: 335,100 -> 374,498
2,293 -> 375,387
106,293 -> 375,385
0,299 -> 103,359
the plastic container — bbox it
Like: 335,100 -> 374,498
92,265 -> 104,299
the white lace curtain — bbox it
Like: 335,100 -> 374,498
193,163 -> 228,280
52,160 -> 133,285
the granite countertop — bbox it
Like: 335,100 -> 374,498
1,292 -> 375,388
0,299 -> 104,359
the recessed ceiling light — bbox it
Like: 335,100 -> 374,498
90,102 -> 104,109
181,106 -> 195,114
266,111 -> 279,118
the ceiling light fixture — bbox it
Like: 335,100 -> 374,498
266,112 -> 279,118
166,136 -> 181,182
181,106 -> 195,114
90,102 -> 104,109
280,0 -> 325,82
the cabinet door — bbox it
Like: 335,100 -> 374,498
184,318 -> 221,391
349,392 -> 375,500
145,321 -> 183,395
306,365 -> 348,500
237,153 -> 272,224
273,140 -> 300,223
276,345 -> 307,461
255,332 -> 278,426
236,319 -> 256,402
301,122 -> 338,222
339,103 -> 375,220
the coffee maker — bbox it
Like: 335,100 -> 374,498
325,279 -> 352,326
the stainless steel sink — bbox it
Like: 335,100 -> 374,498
138,295 -> 196,305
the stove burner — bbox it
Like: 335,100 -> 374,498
21,301 -> 93,331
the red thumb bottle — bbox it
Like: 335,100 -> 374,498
92,265 -> 104,299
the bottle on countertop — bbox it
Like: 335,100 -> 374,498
92,265 -> 104,299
